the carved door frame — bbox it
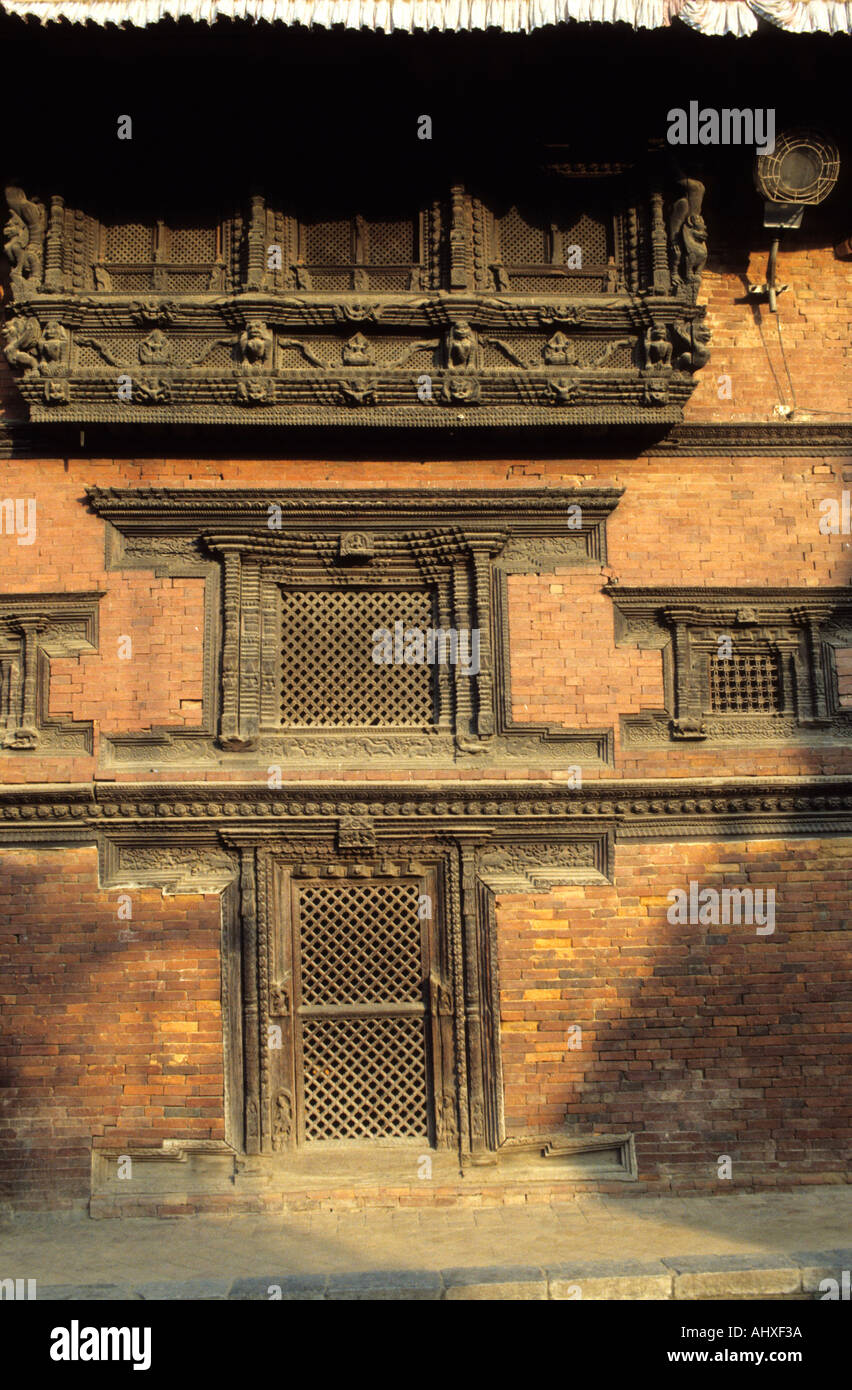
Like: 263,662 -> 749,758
225,835 -> 507,1162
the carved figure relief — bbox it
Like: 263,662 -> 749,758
3,186 -> 44,298
239,320 -> 272,371
543,332 -> 578,366
446,320 -> 478,370
342,332 -> 373,365
138,329 -> 173,365
643,325 -> 673,370
669,176 -> 708,300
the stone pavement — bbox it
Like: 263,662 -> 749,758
2,1186 -> 850,1299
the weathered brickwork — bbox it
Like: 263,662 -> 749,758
686,247 -> 852,422
0,847 -> 223,1211
497,836 -> 852,1189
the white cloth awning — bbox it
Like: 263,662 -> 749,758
0,0 -> 849,32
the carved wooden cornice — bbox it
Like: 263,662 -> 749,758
2,174 -> 710,429
1,778 -> 850,880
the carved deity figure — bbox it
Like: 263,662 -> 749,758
340,531 -> 375,559
138,329 -> 173,365
643,325 -> 673,370
239,319 -> 272,372
446,319 -> 477,370
543,331 -> 577,366
3,187 -> 44,297
342,332 -> 373,366
39,321 -> 69,374
669,176 -> 708,299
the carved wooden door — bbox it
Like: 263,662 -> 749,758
268,864 -> 456,1150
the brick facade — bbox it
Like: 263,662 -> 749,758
1,21 -> 850,1213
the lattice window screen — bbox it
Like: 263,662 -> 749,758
496,207 -> 547,262
709,652 -> 782,713
103,223 -> 154,261
297,881 -> 429,1141
168,225 -> 217,263
280,588 -> 437,729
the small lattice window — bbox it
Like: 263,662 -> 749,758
709,652 -> 782,713
280,588 -> 437,729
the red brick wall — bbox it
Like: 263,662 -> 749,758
0,847 -> 223,1211
686,247 -> 852,422
497,836 -> 852,1189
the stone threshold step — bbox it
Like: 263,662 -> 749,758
35,1250 -> 852,1301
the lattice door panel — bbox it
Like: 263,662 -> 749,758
301,1015 -> 429,1140
280,587 -> 438,729
267,869 -> 455,1150
298,881 -> 423,1005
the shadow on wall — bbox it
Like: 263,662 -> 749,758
0,850 -> 224,1212
497,836 -> 852,1191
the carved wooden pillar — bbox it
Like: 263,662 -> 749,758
246,195 -> 266,291
237,559 -> 261,747
240,848 -> 262,1155
668,613 -> 697,722
451,557 -> 476,746
650,190 -> 671,294
446,848 -> 470,1156
435,578 -> 454,733
44,196 -> 67,291
13,618 -> 47,744
449,184 -> 472,291
469,542 -> 496,739
460,846 -> 487,1153
804,617 -> 830,722
218,547 -> 244,748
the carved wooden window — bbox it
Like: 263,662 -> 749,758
608,587 -> 852,746
279,587 -> 439,730
94,216 -> 228,294
489,200 -> 617,294
295,210 -> 423,293
6,166 -> 710,427
86,485 -> 622,770
0,593 -> 102,754
268,862 -> 452,1150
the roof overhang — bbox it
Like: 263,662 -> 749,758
0,0 -> 849,36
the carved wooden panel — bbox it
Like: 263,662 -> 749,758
3,162 -> 710,428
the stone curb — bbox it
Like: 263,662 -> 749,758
28,1250 -> 850,1300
